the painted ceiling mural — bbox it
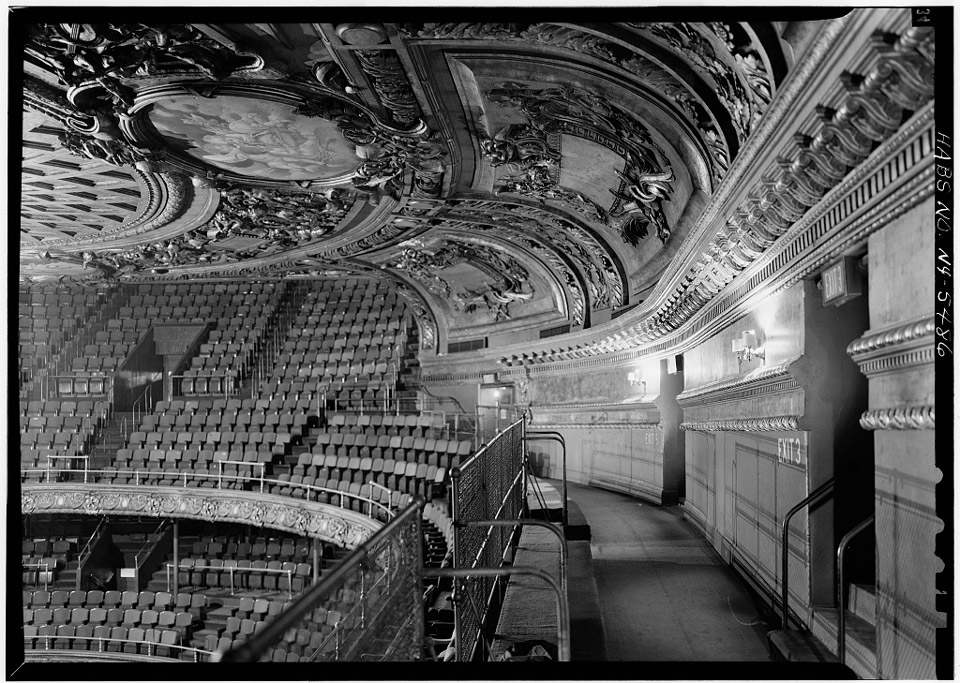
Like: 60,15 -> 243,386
147,96 -> 362,182
15,13 -> 934,357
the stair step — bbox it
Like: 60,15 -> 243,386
809,608 -> 877,679
768,629 -> 838,663
848,584 -> 876,627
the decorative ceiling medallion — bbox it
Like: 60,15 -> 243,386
124,84 -> 367,188
147,95 -> 361,182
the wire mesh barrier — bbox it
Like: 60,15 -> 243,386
450,419 -> 526,661
219,498 -> 425,663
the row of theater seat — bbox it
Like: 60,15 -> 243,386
18,316 -> 79,331
53,374 -> 110,396
188,536 -> 314,562
277,460 -> 445,500
126,429 -> 296,451
19,399 -> 107,417
24,589 -> 184,611
172,559 -> 312,592
20,290 -> 102,306
24,606 -> 197,634
20,415 -> 95,434
24,624 -> 190,658
311,432 -> 470,462
130,281 -> 278,296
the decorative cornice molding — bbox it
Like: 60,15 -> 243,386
534,400 -> 660,413
480,102 -> 933,375
528,422 -> 662,431
847,316 -> 935,376
859,405 -> 935,431
20,484 -> 381,548
485,21 -> 933,367
681,416 -> 801,432
677,357 -> 801,407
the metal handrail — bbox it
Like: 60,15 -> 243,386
164,562 -> 298,600
75,517 -> 108,590
366,479 -> 394,510
216,460 -> 266,493
837,515 -> 875,665
218,497 -> 425,663
524,431 -> 568,527
423,566 -> 570,662
780,474 -> 839,628
23,633 -> 212,660
134,520 -> 169,570
301,570 -> 391,662
45,454 -> 89,484
132,385 -> 153,431
464,519 -> 568,616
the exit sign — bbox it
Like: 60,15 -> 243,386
821,256 -> 862,306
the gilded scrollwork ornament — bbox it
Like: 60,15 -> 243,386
486,83 -> 675,245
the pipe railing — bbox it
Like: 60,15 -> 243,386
131,385 -> 153,432
45,454 -> 89,484
134,520 -> 169,570
780,474 -> 840,629
423,566 -> 570,662
837,515 -> 875,665
23,633 -> 212,661
219,497 -> 425,663
366,480 -> 394,512
164,562 -> 298,600
464,519 -> 568,619
26,468 -> 395,521
22,561 -> 56,590
524,431 -> 567,527
216,460 -> 266,493
301,570 -> 391,663
75,517 -> 108,590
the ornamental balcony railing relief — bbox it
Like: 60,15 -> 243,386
20,482 -> 383,549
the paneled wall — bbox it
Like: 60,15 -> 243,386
680,280 -> 871,617
684,429 -> 812,616
853,198 -> 940,678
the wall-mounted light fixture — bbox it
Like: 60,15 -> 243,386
627,371 -> 646,394
732,330 -> 765,365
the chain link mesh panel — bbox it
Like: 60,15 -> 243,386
231,501 -> 424,663
452,420 -> 524,661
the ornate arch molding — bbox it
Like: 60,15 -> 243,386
21,484 -> 381,549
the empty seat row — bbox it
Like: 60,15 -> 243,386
24,624 -> 189,658
19,399 -> 103,417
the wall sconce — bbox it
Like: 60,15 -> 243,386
732,330 -> 765,365
627,371 -> 646,393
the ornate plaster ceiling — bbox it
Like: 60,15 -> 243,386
15,13 -> 932,358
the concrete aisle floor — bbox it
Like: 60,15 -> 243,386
565,481 -> 774,663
